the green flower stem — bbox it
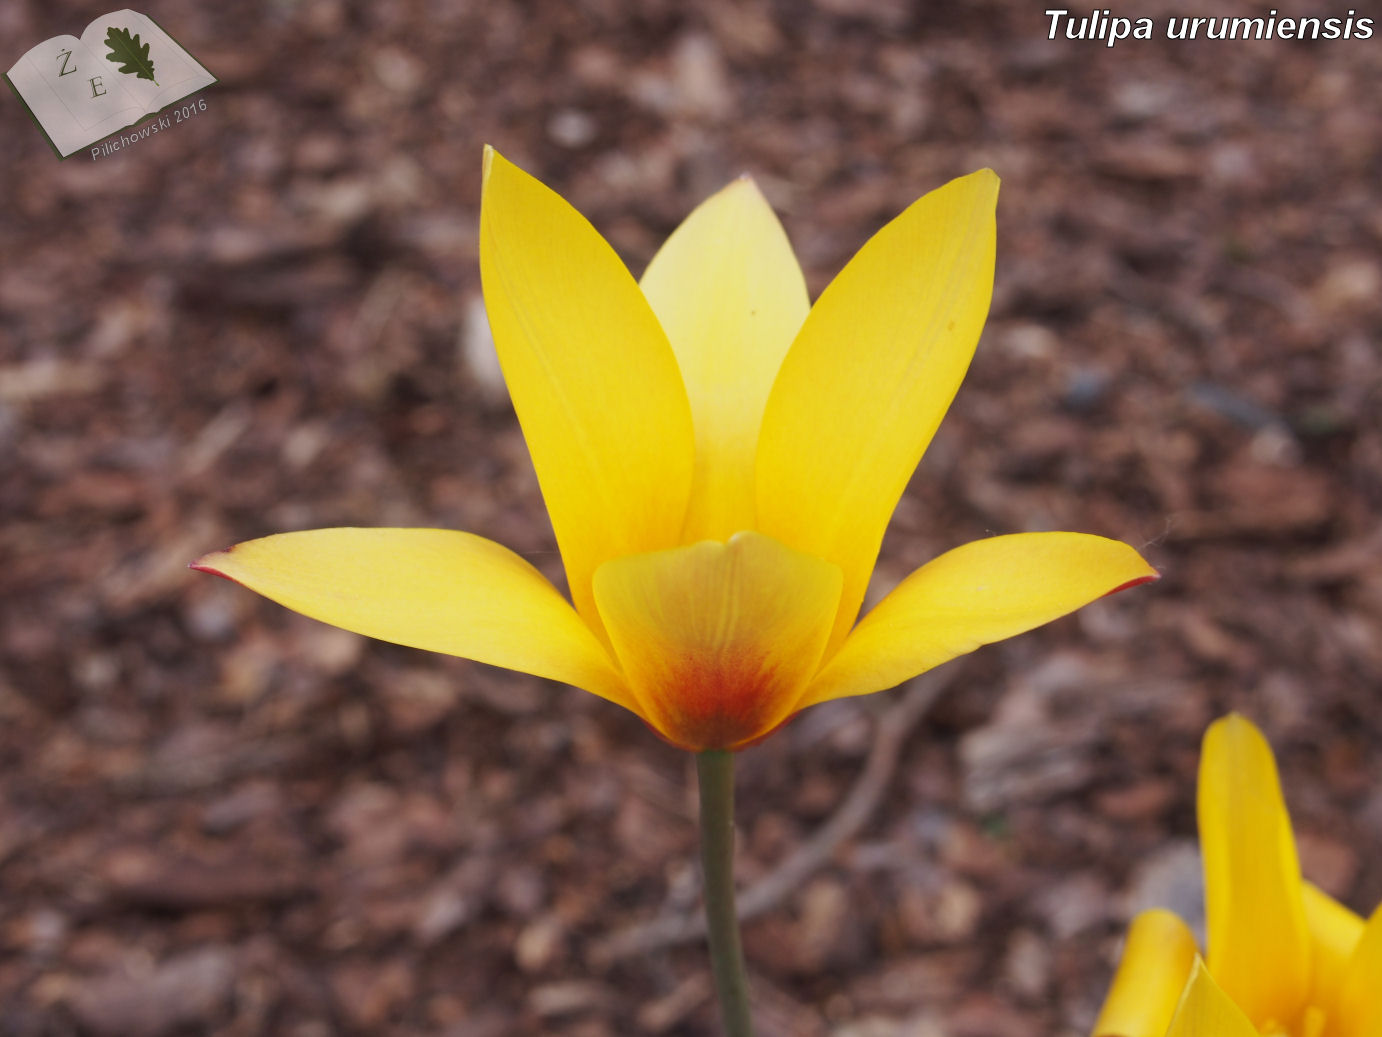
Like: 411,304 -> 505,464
696,749 -> 754,1037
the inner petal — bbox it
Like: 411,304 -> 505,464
592,531 -> 842,751
639,177 -> 809,543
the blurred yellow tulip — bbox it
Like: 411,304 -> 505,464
1094,715 -> 1381,1037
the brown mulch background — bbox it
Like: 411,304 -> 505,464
3,1 -> 1381,1034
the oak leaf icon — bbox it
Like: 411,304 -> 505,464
104,27 -> 159,87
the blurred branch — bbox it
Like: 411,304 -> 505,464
590,667 -> 955,965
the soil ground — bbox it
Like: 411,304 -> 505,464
2,1 -> 1380,1034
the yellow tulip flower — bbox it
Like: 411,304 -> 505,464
1093,714 -> 1382,1037
193,147 -> 1156,752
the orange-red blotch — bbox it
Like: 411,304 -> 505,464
642,652 -> 795,752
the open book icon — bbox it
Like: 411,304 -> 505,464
5,9 -> 215,158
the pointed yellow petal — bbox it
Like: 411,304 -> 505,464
1302,882 -> 1366,1021
640,177 -> 810,542
191,528 -> 633,710
1198,714 -> 1311,1031
1092,909 -> 1199,1037
479,147 -> 695,631
1334,903 -> 1382,1037
757,170 -> 999,651
592,531 -> 841,751
800,532 -> 1156,708
1165,959 -> 1260,1037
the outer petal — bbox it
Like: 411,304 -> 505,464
757,169 -> 999,651
1165,959 -> 1260,1037
479,147 -> 695,632
1334,903 -> 1382,1037
799,532 -> 1156,708
191,528 -> 634,711
1302,882 -> 1366,1022
640,177 -> 809,542
1091,909 -> 1199,1037
592,531 -> 842,752
1198,714 -> 1311,1032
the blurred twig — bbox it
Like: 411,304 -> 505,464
590,668 -> 955,965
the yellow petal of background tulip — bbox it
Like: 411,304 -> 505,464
1335,904 -> 1382,1037
1165,959 -> 1261,1037
1092,909 -> 1199,1037
640,177 -> 809,543
1198,714 -> 1311,1032
756,169 -> 999,652
479,147 -> 695,633
799,532 -> 1156,708
593,532 -> 842,751
191,528 -> 633,710
1302,881 -> 1366,1023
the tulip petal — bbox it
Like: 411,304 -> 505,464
1092,909 -> 1199,1037
757,169 -> 999,651
479,148 -> 695,632
191,528 -> 633,710
799,532 -> 1156,708
592,531 -> 842,751
1198,714 -> 1311,1032
640,177 -> 809,542
1302,882 -> 1366,1021
1335,903 -> 1382,1037
1165,959 -> 1260,1037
